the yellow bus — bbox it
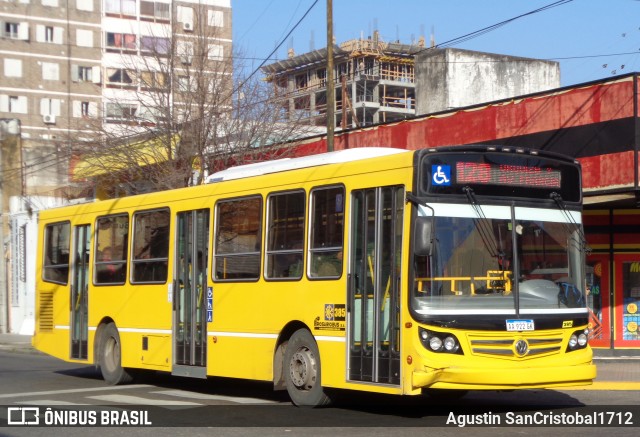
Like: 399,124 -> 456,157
33,146 -> 595,406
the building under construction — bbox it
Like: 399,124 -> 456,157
262,32 -> 424,129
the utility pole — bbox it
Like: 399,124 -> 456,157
0,120 -> 8,333
0,119 -> 22,334
326,0 -> 334,152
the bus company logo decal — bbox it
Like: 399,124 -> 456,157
323,303 -> 345,321
314,304 -> 346,331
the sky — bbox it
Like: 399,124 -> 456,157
231,0 -> 640,87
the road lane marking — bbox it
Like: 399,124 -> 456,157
0,385 -> 151,399
151,389 -> 281,404
15,400 -> 90,405
87,394 -> 201,406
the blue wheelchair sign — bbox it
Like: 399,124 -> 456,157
432,165 -> 451,186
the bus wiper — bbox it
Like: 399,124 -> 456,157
550,192 -> 591,254
463,186 -> 503,263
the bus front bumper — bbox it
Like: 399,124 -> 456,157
412,362 -> 597,390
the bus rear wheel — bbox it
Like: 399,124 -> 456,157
99,323 -> 134,385
284,329 -> 331,407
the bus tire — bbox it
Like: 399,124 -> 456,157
99,323 -> 134,385
284,328 -> 331,407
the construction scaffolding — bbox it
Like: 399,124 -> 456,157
262,32 -> 424,129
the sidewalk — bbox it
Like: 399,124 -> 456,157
0,333 -> 35,354
1,333 -> 638,384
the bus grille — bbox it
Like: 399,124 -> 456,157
38,291 -> 54,331
468,335 -> 563,359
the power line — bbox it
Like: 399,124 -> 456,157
236,0 -> 278,43
235,0 -> 320,89
417,0 -> 574,53
548,51 -> 640,61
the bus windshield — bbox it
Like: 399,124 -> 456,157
411,205 -> 587,315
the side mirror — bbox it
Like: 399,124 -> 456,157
414,216 -> 432,257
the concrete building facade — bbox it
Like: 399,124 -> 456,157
415,47 -> 560,115
1,0 -> 232,197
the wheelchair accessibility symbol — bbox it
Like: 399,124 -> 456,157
432,165 -> 451,186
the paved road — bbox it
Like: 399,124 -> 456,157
0,349 -> 639,436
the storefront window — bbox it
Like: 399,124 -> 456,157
622,262 -> 640,341
586,260 -> 605,341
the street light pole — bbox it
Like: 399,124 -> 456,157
326,0 -> 334,152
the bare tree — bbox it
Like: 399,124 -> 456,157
70,4 -> 317,198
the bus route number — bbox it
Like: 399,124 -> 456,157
506,319 -> 535,331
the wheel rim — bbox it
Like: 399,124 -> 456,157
289,346 -> 317,391
104,336 -> 119,373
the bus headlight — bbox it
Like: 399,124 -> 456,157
566,328 -> 589,352
577,330 -> 588,347
429,336 -> 443,351
443,336 -> 459,352
419,328 -> 463,355
420,329 -> 429,342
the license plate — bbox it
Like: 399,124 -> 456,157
506,319 -> 535,331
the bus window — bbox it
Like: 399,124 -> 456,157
309,186 -> 344,279
131,209 -> 170,283
43,222 -> 70,284
266,190 -> 305,280
214,196 -> 262,281
94,215 -> 128,285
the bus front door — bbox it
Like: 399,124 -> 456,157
348,186 -> 403,385
173,209 -> 210,378
71,224 -> 90,360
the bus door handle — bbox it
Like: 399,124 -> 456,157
347,273 -> 353,312
70,285 -> 74,312
172,280 -> 178,311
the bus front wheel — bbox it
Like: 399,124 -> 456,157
99,323 -> 134,385
284,329 -> 331,407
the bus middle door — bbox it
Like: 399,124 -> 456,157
70,224 -> 90,360
173,209 -> 210,378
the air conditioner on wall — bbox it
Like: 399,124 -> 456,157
183,21 -> 193,31
43,114 -> 56,124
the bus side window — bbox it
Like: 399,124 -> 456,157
265,190 -> 305,280
214,196 -> 262,281
131,209 -> 170,283
43,221 -> 70,284
309,186 -> 344,279
94,214 -> 128,285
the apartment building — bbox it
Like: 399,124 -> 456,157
0,0 -> 232,197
